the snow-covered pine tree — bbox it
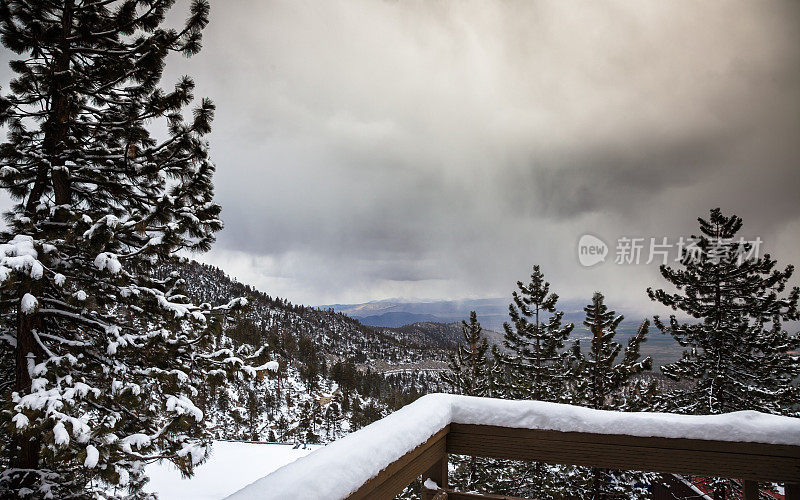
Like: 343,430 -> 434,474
572,293 -> 652,410
441,311 -> 494,491
648,208 -> 800,416
246,387 -> 264,441
323,399 -> 341,440
0,1 -> 272,497
570,292 -> 653,499
494,265 -> 574,402
458,268 -> 579,500
442,311 -> 489,397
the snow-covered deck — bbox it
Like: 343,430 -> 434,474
144,441 -> 319,499
227,394 -> 800,500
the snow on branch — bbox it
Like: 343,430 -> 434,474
0,235 -> 45,282
93,252 -> 122,274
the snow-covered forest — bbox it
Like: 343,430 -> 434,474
1,1 -> 799,499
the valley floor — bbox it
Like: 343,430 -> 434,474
144,441 -> 320,500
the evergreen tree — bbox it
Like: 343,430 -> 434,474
298,334 -> 320,392
246,387 -> 264,441
276,415 -> 289,441
0,1 -> 269,496
442,312 -> 493,491
324,401 -> 341,439
442,311 -> 490,397
494,266 -> 574,401
572,293 -> 652,410
478,267 -> 583,500
570,292 -> 653,499
648,208 -> 800,416
298,400 -> 321,444
446,270 -> 578,500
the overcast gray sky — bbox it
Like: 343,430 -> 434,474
4,1 -> 800,309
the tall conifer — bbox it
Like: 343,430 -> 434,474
648,208 -> 800,415
648,208 -> 800,498
442,311 -> 490,397
486,267 -> 579,499
443,311 -> 493,491
0,1 -> 268,496
570,292 -> 653,499
494,266 -> 574,401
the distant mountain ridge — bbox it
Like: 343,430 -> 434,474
359,312 -> 441,328
386,321 -> 506,351
322,298 -> 512,331
323,297 -> 686,367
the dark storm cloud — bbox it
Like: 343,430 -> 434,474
163,0 -> 800,306
502,130 -> 739,219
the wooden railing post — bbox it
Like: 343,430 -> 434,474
742,480 -> 757,500
421,452 -> 448,500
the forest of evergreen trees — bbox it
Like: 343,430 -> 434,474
438,210 -> 799,499
0,1 -> 797,499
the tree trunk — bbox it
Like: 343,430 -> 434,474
592,467 -> 607,500
468,455 -> 477,490
12,289 -> 43,488
41,0 -> 75,221
593,317 -> 603,410
535,305 -> 540,398
13,0 -> 75,485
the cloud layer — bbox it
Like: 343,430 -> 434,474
9,1 -> 800,308
171,0 -> 800,307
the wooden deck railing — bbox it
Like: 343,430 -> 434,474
226,395 -> 800,500
345,423 -> 800,500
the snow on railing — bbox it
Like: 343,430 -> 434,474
226,394 -> 800,500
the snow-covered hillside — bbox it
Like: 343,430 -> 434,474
166,259 -> 451,445
170,260 -> 455,364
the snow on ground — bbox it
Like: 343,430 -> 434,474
145,441 -> 319,500
228,393 -> 800,500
